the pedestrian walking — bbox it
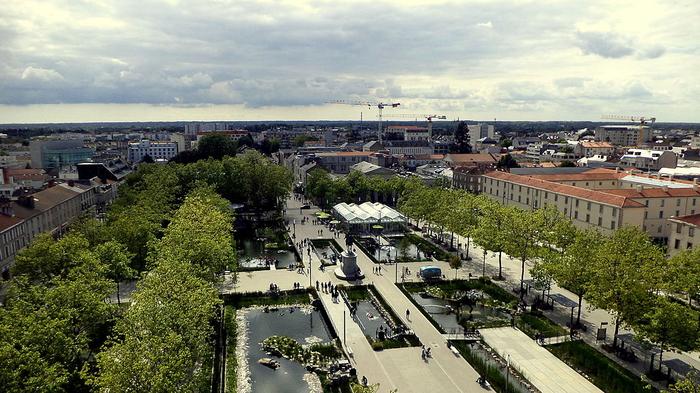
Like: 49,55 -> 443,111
406,309 -> 410,321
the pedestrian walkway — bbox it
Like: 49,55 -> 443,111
480,327 -> 602,393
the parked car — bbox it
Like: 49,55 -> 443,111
300,204 -> 311,209
419,266 -> 442,280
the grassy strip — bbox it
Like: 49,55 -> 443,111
224,305 -> 237,393
402,278 -> 517,305
517,312 -> 567,338
548,341 -> 655,393
405,233 -> 453,262
451,341 -> 526,393
223,289 -> 311,308
344,285 -> 371,302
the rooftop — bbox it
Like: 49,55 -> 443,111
484,171 -> 645,208
580,141 -> 614,148
670,214 -> 700,227
332,202 -> 406,223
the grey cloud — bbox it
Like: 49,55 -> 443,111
575,31 -> 635,58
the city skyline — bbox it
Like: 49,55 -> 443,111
1,0 -> 699,123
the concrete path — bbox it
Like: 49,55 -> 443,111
481,327 -> 602,393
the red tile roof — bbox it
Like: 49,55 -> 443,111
445,153 -> 498,163
316,151 -> 372,157
484,171 -> 645,208
580,141 -> 614,148
670,214 -> 700,227
601,188 -> 700,198
528,168 -> 627,182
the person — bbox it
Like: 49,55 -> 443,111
406,309 -> 410,320
316,280 -> 319,290
361,376 -> 368,386
426,347 -> 431,357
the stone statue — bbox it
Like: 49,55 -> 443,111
345,233 -> 354,249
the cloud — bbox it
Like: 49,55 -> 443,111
475,21 -> 492,28
638,45 -> 666,59
21,66 -> 64,82
575,31 -> 635,58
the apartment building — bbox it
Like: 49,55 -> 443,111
468,124 -> 495,145
384,140 -> 434,156
0,182 -> 100,275
387,125 -> 431,142
619,149 -> 677,172
126,139 -> 179,163
314,151 -> 373,173
595,125 -> 653,146
575,141 -> 615,158
482,168 -> 700,242
668,214 -> 700,256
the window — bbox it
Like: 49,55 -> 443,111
676,210 -> 680,217
677,224 -> 682,234
675,239 -> 680,249
598,217 -> 602,226
586,182 -> 589,186
518,195 -> 521,202
644,211 -> 648,219
659,211 -> 664,218
690,227 -> 695,237
572,182 -> 576,186
661,200 -> 665,207
599,182 -> 603,186
564,208 -> 568,215
677,199 -> 681,207
689,242 -> 694,249
574,211 -> 578,219
575,200 -> 579,207
555,195 -> 558,202
645,200 -> 649,207
565,197 -> 569,203
694,199 -> 697,206
611,221 -> 616,229
587,202 -> 591,210
612,209 -> 617,217
599,205 -> 603,213
586,214 -> 590,223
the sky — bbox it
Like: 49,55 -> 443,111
0,0 -> 698,123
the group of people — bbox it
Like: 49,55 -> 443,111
268,283 -> 280,292
292,282 -> 303,290
371,266 -> 382,275
421,345 -> 432,360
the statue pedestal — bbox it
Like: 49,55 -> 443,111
334,249 -> 364,281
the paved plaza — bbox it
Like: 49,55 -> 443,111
227,196 -> 622,392
481,327 -> 602,393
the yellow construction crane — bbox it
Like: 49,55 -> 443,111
327,100 -> 400,143
601,114 -> 657,145
383,113 -> 447,141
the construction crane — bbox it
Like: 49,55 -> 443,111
327,100 -> 400,143
601,114 -> 657,145
383,114 -> 447,141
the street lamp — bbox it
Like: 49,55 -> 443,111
308,248 -> 312,288
343,308 -> 347,344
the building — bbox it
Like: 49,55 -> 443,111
481,167 -> 700,242
668,214 -> 700,256
314,151 -> 373,174
170,133 -> 190,153
619,149 -> 677,172
184,122 -> 231,136
0,182 -> 100,275
595,125 -> 653,146
386,125 -> 431,142
384,140 -> 434,156
30,139 -> 95,170
468,124 -> 495,145
575,141 -> 615,158
126,139 -> 179,163
195,130 -> 248,144
350,161 -> 396,180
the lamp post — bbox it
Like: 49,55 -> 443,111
482,249 -> 487,278
308,248 -> 312,288
505,354 -> 511,392
343,308 -> 347,344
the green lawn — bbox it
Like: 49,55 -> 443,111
517,312 -> 568,338
548,341 -> 655,393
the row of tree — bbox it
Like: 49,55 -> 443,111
170,133 -> 280,164
93,187 -> 235,391
305,168 -> 428,208
397,185 -> 700,366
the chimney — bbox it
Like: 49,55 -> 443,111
662,186 -> 669,193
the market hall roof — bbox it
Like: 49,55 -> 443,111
332,202 -> 406,224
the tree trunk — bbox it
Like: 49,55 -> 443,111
658,349 -> 664,372
576,293 -> 583,326
116,281 -> 121,305
466,237 -> 471,258
520,256 -> 526,298
498,252 -> 503,280
612,317 -> 621,348
451,232 -> 454,249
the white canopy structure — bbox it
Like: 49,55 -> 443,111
332,202 -> 406,234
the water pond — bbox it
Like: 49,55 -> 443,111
237,306 -> 334,393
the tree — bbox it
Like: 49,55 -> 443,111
501,206 -> 542,298
95,241 -> 135,305
497,154 -> 520,169
140,154 -> 155,164
449,255 -> 462,279
397,236 -> 411,262
665,372 -> 700,392
450,121 -> 471,153
667,248 -> 700,306
12,233 -> 93,283
471,198 -> 508,279
539,228 -> 602,325
197,134 -> 237,159
586,226 -> 666,348
636,298 -> 699,371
